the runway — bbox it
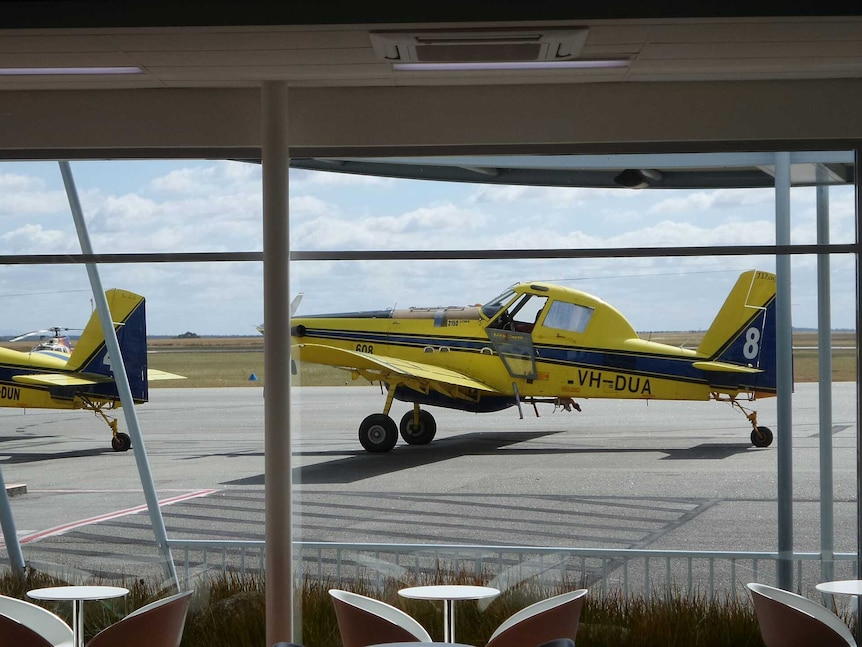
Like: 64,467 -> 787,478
0,383 -> 857,584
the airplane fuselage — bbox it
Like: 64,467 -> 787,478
291,285 -> 773,410
0,347 -> 82,409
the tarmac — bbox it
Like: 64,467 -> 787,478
0,383 -> 857,590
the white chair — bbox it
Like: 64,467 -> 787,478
747,582 -> 856,647
329,589 -> 432,647
0,594 -> 73,647
85,589 -> 192,647
485,589 -> 587,647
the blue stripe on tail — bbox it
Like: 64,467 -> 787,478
714,297 -> 777,393
79,298 -> 148,403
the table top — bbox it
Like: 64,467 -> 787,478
398,585 -> 500,601
27,586 -> 129,602
370,643 -> 475,647
816,580 -> 862,596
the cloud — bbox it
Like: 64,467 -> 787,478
0,223 -> 75,253
292,203 -> 488,250
647,188 -> 774,215
150,161 -> 260,195
467,184 -> 626,207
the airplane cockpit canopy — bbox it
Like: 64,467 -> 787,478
480,287 -> 516,319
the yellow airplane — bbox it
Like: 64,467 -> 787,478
291,270 -> 777,453
0,289 -> 182,451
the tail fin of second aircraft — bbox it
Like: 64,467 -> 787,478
696,270 -> 777,393
66,289 -> 148,403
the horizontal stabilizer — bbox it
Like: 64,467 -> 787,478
692,360 -> 763,374
293,343 -> 496,392
13,372 -> 111,387
147,369 -> 186,381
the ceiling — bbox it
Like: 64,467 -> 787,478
2,6 -> 862,92
2,5 -> 862,161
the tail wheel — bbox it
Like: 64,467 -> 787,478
751,426 -> 773,448
399,409 -> 437,445
111,432 -> 132,452
358,414 -> 398,452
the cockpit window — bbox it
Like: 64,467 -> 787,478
481,288 -> 516,319
543,301 -> 594,333
487,293 -> 549,332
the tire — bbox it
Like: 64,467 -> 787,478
751,426 -> 773,448
399,409 -> 437,445
111,432 -> 132,452
358,414 -> 398,452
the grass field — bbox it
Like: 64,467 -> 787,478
139,331 -> 857,388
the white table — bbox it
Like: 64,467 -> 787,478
398,584 -> 500,642
28,585 -> 129,647
816,580 -> 862,596
815,579 -> 862,639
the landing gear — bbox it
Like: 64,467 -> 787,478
359,413 -> 398,452
111,432 -> 132,452
399,407 -> 437,445
750,426 -> 773,448
82,396 -> 132,452
728,398 -> 773,448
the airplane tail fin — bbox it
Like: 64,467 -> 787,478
66,289 -> 149,403
696,270 -> 777,394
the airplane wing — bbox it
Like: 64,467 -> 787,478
12,373 -> 111,387
14,369 -> 185,386
293,343 -> 498,392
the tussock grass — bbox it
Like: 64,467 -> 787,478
0,568 -> 799,647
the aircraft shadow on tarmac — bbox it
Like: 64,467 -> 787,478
1,433 -> 117,463
222,432 -> 758,486
0,446 -> 113,463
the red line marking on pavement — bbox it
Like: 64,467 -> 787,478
14,488 -> 218,545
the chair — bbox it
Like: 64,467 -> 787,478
485,589 -> 588,647
536,639 -> 574,647
0,594 -> 73,647
84,590 -> 193,647
747,582 -> 856,647
0,612 -> 54,647
328,589 -> 432,647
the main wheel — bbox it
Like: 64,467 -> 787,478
111,432 -> 132,452
751,426 -> 773,448
358,414 -> 398,452
399,409 -> 437,445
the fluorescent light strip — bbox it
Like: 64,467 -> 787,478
0,66 -> 142,76
393,59 -> 630,72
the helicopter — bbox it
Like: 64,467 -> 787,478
10,326 -> 79,357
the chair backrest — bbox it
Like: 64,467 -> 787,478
0,612 -> 55,647
85,590 -> 193,647
536,639 -> 574,647
328,589 -> 432,647
747,582 -> 856,647
0,594 -> 73,647
486,590 -> 588,647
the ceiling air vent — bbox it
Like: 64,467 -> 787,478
370,28 -> 589,64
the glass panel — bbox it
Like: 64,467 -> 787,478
543,301 -> 593,333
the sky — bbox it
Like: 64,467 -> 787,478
0,158 -> 856,337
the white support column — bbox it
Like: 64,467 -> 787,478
0,467 -> 25,574
774,152 -> 794,590
59,161 -> 178,588
816,166 -> 834,587
262,81 -> 293,646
